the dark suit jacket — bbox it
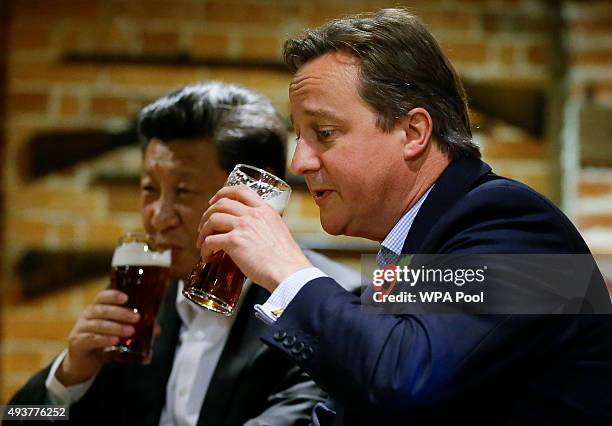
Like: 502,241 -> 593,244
9,282 -> 325,425
261,158 -> 612,425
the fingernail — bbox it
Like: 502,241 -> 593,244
124,326 -> 135,335
118,293 -> 128,303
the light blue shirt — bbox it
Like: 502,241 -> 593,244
254,186 -> 434,325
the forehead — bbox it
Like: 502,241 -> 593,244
289,52 -> 362,111
142,138 -> 224,178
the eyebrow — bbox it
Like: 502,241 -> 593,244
291,108 -> 345,125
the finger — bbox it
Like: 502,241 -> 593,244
198,198 -> 250,233
154,323 -> 161,337
94,289 -> 128,305
84,304 -> 140,323
209,185 -> 266,208
197,212 -> 240,248
201,233 -> 235,262
79,319 -> 135,338
72,333 -> 120,352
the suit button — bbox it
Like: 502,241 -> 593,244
273,330 -> 287,341
282,335 -> 297,348
301,346 -> 314,361
291,341 -> 305,355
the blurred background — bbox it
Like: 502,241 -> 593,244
1,0 -> 611,402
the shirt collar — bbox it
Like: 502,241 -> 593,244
380,185 -> 434,257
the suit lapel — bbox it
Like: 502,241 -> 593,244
123,279 -> 182,425
402,158 -> 492,255
197,284 -> 270,426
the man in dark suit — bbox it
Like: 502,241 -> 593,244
9,82 -> 360,425
195,9 -> 612,425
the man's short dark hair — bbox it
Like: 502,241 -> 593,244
138,81 -> 288,178
283,8 -> 480,160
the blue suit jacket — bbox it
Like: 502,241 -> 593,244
261,158 -> 612,425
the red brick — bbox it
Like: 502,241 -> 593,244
500,45 -> 515,65
91,96 -> 130,117
56,223 -> 77,243
142,31 -> 179,54
9,27 -> 52,50
578,181 -> 612,197
573,49 -> 612,66
3,316 -> 74,340
577,214 -> 612,229
124,0 -> 203,21
9,63 -> 101,84
6,220 -> 49,247
204,1 -> 281,26
3,351 -> 44,373
91,27 -> 139,53
107,186 -> 141,213
241,35 -> 281,60
527,46 -> 549,66
302,4 -> 366,27
8,92 -> 49,114
571,17 -> 612,34
60,95 -> 80,116
419,11 -> 474,33
12,0 -> 100,19
107,65 -> 201,88
85,222 -> 126,248
484,138 -> 545,160
442,41 -> 488,64
12,187 -> 100,213
191,32 -> 229,58
594,81 -> 612,97
522,173 -> 549,196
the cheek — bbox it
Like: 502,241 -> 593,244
140,204 -> 154,232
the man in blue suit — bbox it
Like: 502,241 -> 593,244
196,8 -> 612,425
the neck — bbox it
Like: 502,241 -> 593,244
376,145 -> 450,242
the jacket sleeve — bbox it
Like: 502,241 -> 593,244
6,364 -> 55,425
243,366 -> 326,426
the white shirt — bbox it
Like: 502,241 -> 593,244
46,280 -> 246,426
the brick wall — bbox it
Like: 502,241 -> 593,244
565,1 -> 612,254
2,0 -> 611,402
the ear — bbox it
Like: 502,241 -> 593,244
398,108 -> 433,161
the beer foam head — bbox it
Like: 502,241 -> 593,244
264,189 -> 290,214
112,242 -> 171,267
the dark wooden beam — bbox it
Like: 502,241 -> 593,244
16,249 -> 113,299
21,124 -> 139,180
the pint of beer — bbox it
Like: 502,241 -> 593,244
183,164 -> 291,315
105,233 -> 171,364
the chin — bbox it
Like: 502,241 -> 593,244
320,216 -> 346,236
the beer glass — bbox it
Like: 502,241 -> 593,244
104,232 -> 171,364
183,164 -> 291,315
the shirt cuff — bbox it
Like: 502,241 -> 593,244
45,349 -> 96,405
254,267 -> 328,325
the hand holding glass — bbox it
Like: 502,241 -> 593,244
183,164 -> 291,315
104,233 -> 171,364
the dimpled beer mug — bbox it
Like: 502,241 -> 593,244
105,233 -> 171,364
183,164 -> 291,315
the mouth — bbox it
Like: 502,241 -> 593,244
155,241 -> 183,252
312,189 -> 334,204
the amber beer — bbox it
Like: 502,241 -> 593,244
105,233 -> 171,364
183,164 -> 291,315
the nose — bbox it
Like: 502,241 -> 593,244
150,194 -> 180,232
290,138 -> 322,176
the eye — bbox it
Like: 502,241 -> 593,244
177,187 -> 193,196
316,128 -> 336,142
140,184 -> 158,193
